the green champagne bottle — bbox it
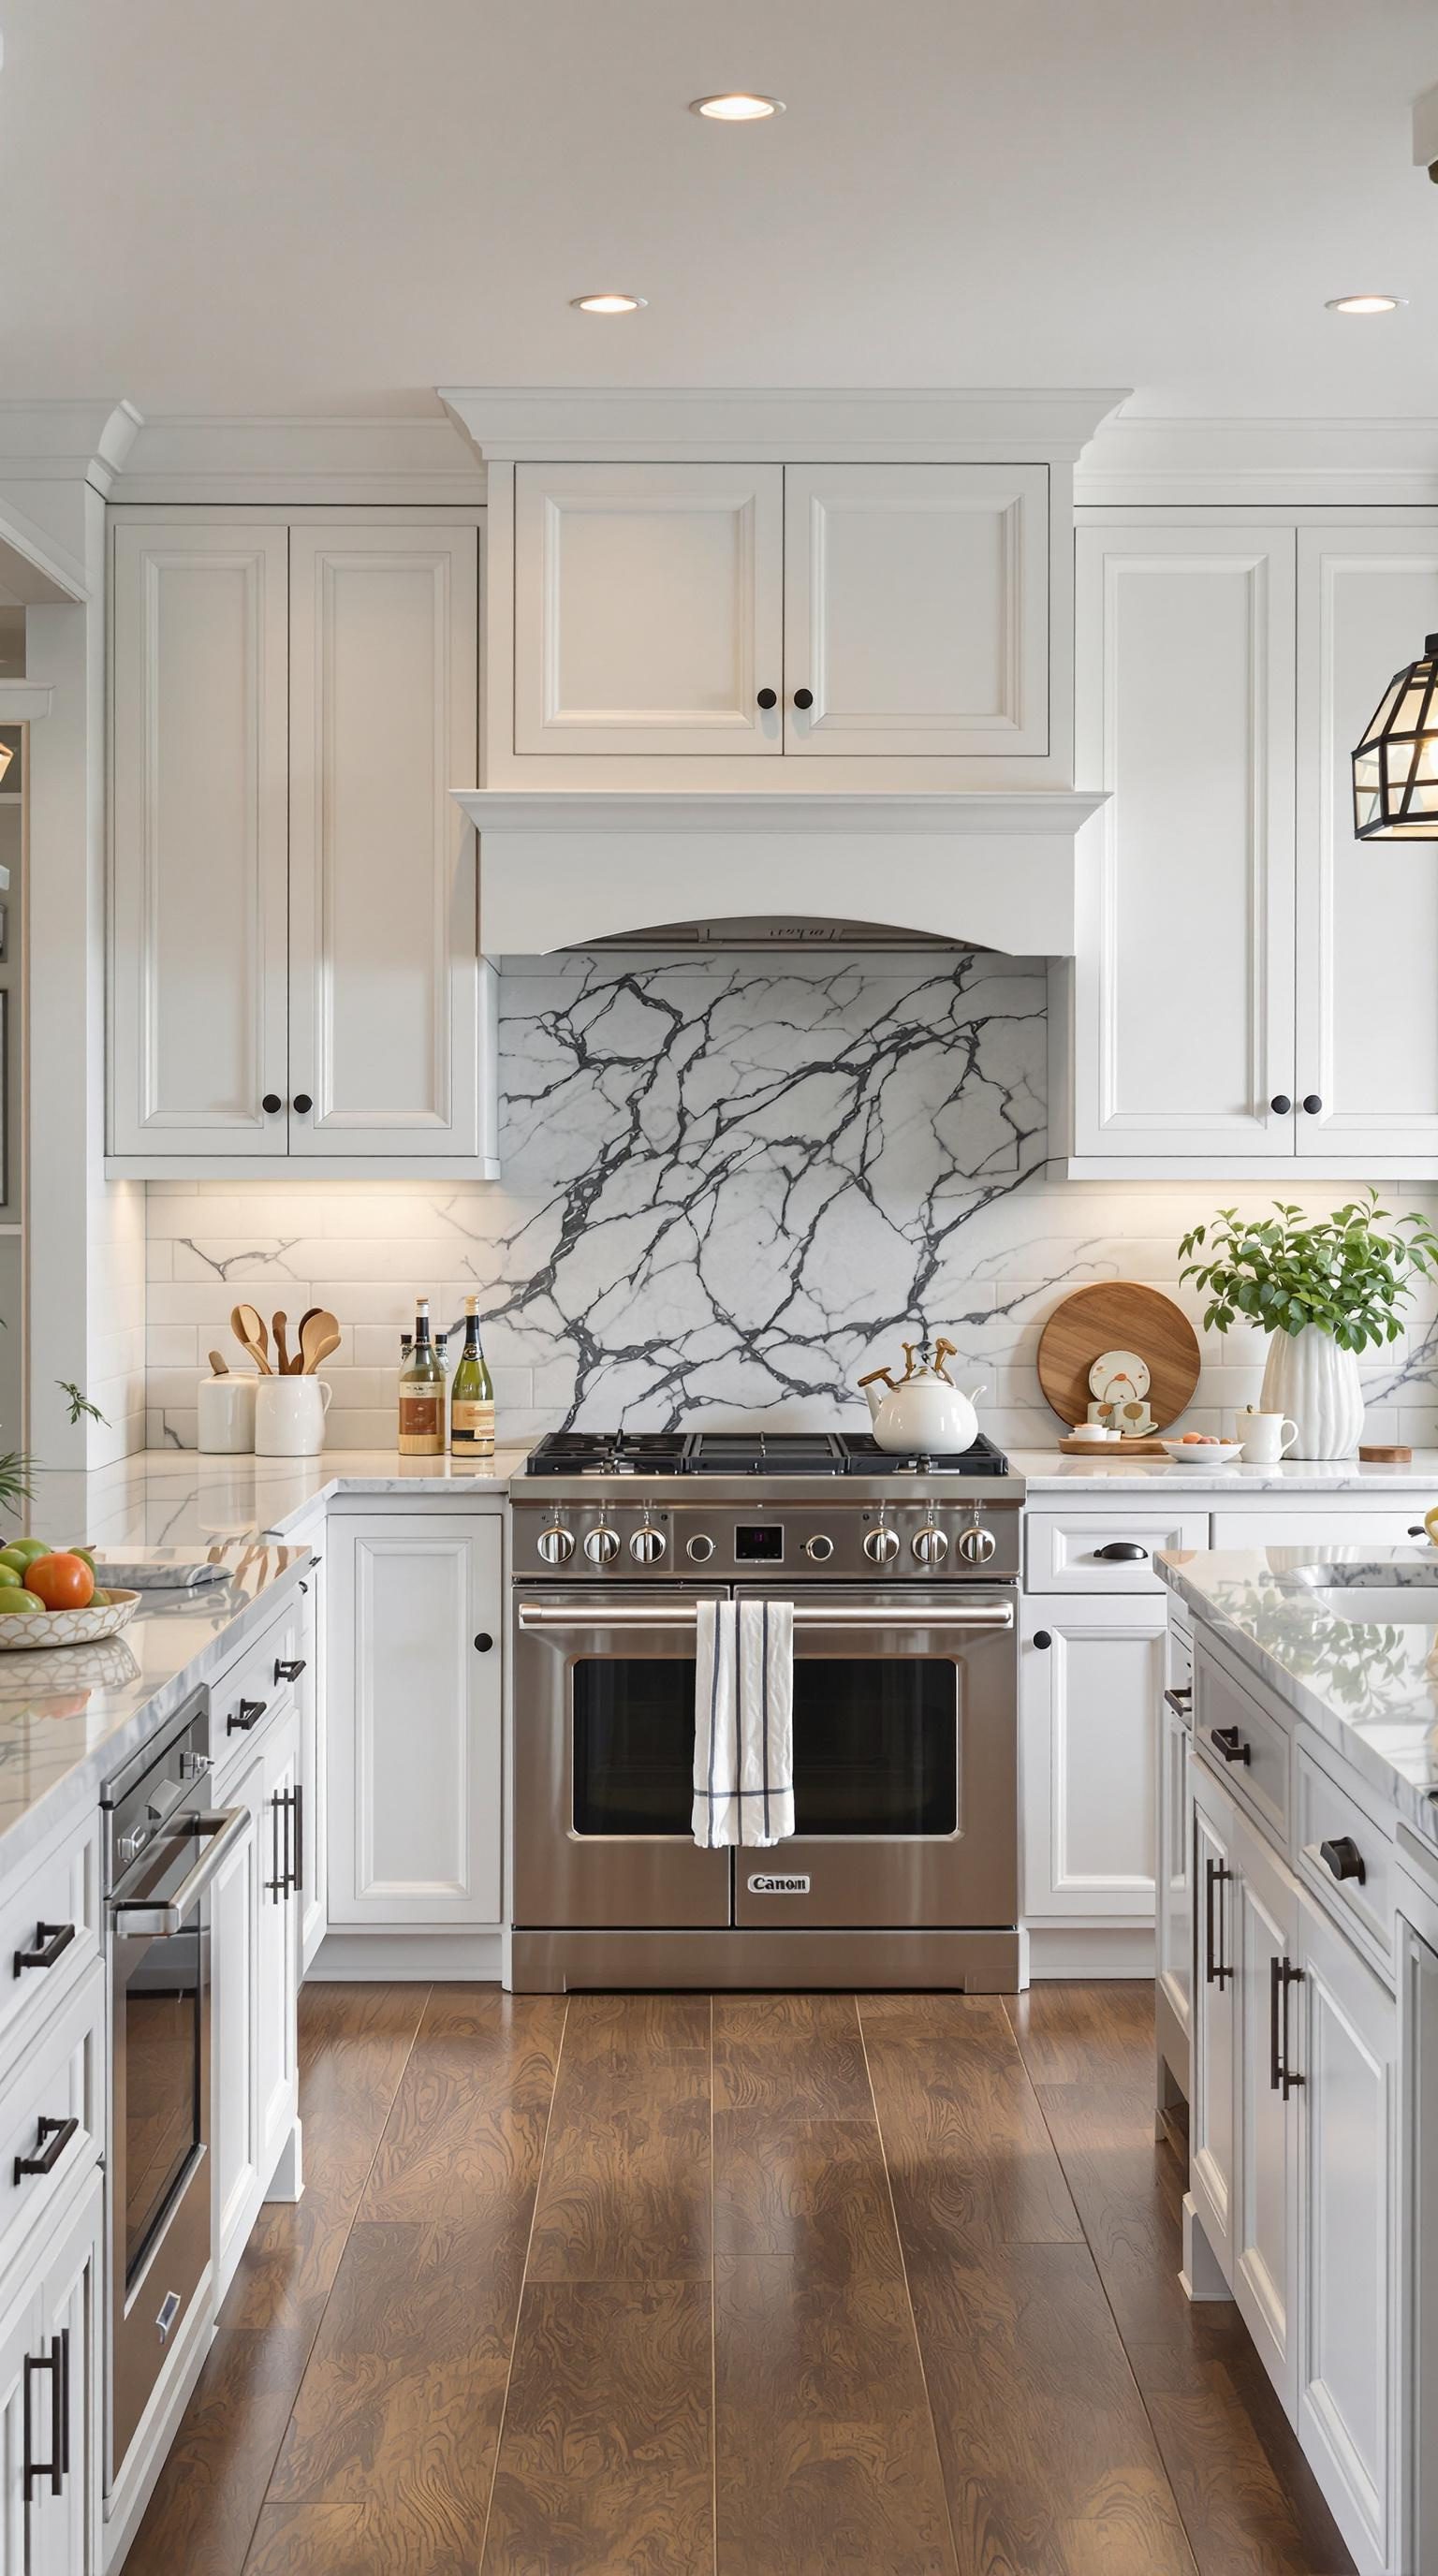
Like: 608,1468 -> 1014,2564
449,1295 -> 494,1457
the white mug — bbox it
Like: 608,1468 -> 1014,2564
253,1374 -> 332,1457
1239,1410 -> 1299,1464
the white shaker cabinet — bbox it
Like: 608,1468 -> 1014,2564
213,1698 -> 301,2297
109,511 -> 494,1176
1296,524 -> 1438,1164
109,521 -> 291,1159
0,2167 -> 102,2576
1071,520 -> 1297,1161
1019,1592 -> 1161,1923
1189,1755 -> 1240,2280
1231,1807 -> 1301,2412
782,464 -> 1049,757
327,1511 -> 503,1929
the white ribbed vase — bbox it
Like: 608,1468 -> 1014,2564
1259,1325 -> 1364,1461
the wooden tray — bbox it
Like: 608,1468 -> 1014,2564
1038,1282 -> 1201,1434
1057,1436 -> 1171,1457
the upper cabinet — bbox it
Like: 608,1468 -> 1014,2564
108,510 -> 496,1177
1067,506 -> 1438,1178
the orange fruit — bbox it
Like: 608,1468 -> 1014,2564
27,1552 -> 95,1612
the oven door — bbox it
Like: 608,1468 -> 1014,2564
108,1806 -> 245,2477
513,1588 -> 730,1928
733,1586 -> 1017,1930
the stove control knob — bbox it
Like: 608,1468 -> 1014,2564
630,1527 -> 667,1566
583,1525 -> 621,1568
863,1526 -> 902,1566
536,1525 -> 575,1567
803,1534 -> 834,1563
686,1534 -> 715,1564
957,1525 -> 997,1565
912,1523 -> 948,1568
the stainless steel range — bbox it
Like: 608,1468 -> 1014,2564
509,1429 -> 1025,1993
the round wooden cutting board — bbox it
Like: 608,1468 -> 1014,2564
1036,1282 -> 1201,1432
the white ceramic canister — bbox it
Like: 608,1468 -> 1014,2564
253,1374 -> 332,1457
197,1370 -> 257,1455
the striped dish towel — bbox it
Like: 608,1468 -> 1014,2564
692,1599 -> 795,1849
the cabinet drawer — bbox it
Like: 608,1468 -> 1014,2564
1211,1506 -> 1432,1551
1295,1734 -> 1398,1977
1194,1639 -> 1290,1841
0,1958 -> 104,2289
1026,1508 -> 1210,1592
0,1804 -> 101,2075
211,1593 -> 306,1778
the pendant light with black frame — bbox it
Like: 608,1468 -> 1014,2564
1352,632 -> 1438,841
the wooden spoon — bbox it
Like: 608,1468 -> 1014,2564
231,1303 -> 272,1373
291,1307 -> 322,1372
299,1310 -> 341,1375
272,1311 -> 291,1375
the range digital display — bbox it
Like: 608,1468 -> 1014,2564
734,1524 -> 784,1563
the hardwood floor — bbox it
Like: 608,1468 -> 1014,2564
125,1979 -> 1354,2576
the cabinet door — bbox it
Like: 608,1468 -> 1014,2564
328,1513 -> 503,1926
287,521 -> 481,1157
1190,1759 -> 1240,2282
256,1710 -> 300,2187
36,2174 -> 102,2576
0,2268 -> 43,2576
1297,525 -> 1438,1164
513,463 -> 784,756
783,464 -> 1049,756
1296,1886 -> 1401,2574
211,1757 -> 260,2291
295,1563 -> 326,1974
1020,1595 -> 1161,1920
1400,1918 -> 1438,2576
1072,522 -> 1297,1159
110,520 -> 289,1156
1232,1811 -> 1301,2412
1156,1689 -> 1193,2046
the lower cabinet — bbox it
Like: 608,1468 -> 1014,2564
1190,1751 -> 1401,2573
1155,1619 -> 1195,2077
327,1510 -> 503,1929
0,2166 -> 102,2576
294,1554 -> 327,1973
213,1701 -> 301,2298
1020,1592 -> 1162,1921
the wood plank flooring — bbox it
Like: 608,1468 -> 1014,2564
125,1980 -> 1354,2576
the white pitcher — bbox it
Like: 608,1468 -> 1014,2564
254,1374 -> 332,1457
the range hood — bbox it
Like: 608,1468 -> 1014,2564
451,791 -> 1105,959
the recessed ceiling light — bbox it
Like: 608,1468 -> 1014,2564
1326,293 -> 1406,314
569,293 -> 648,315
688,93 -> 785,120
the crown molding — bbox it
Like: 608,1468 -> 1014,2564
439,386 -> 1131,464
0,400 -> 142,496
112,412 -> 487,504
1077,413 -> 1438,505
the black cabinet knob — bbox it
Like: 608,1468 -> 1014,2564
1269,1094 -> 1292,1115
1302,1093 -> 1322,1115
793,687 -> 814,710
474,1632 -> 494,1653
1319,1834 -> 1366,1885
262,1094 -> 283,1115
1032,1629 -> 1052,1649
756,688 -> 777,710
1410,1526 -> 1428,1538
292,1094 -> 314,1116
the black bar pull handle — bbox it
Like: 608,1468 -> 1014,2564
1279,1960 -> 1306,2100
1319,1835 -> 1366,1886
273,1657 -> 306,1684
22,2334 -> 65,2500
1163,1686 -> 1193,1715
14,2115 -> 79,2187
227,1696 -> 268,1735
14,1920 -> 76,1977
1211,1724 -> 1252,1767
1204,1855 -> 1232,1987
292,1782 -> 304,1897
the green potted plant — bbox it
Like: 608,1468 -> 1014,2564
1178,1192 -> 1438,1459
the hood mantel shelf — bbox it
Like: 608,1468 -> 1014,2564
452,788 -> 1106,959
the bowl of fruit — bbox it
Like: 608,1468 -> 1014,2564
0,1541 -> 139,1650
1160,1433 -> 1244,1467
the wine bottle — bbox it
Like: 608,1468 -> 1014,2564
397,1298 -> 445,1457
449,1295 -> 495,1457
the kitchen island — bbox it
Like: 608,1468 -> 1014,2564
1156,1542 -> 1438,2576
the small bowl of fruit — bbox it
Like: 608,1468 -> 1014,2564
1160,1433 -> 1245,1468
0,1541 -> 139,1650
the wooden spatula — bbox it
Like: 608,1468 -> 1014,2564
207,1350 -> 229,1377
272,1311 -> 291,1374
231,1303 -> 272,1373
299,1309 -> 340,1375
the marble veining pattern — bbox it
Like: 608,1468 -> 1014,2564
140,954 -> 1438,1450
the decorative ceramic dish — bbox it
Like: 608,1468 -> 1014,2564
0,1588 -> 140,1651
1160,1439 -> 1244,1467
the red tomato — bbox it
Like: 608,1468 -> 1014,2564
27,1552 -> 95,1611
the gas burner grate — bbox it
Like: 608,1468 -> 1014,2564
522,1427 -> 1012,1478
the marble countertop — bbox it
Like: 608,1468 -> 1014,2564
1157,1545 -> 1438,1848
0,1542 -> 313,1869
22,1447 -> 526,1552
1012,1447 -> 1438,1495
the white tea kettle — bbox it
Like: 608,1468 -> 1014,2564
858,1338 -> 987,1456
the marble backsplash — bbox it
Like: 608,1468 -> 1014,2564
142,951 -> 1438,1452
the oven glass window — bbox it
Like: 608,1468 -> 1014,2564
571,1655 -> 957,1837
123,1928 -> 202,2284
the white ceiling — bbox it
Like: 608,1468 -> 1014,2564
3,0 -> 1436,424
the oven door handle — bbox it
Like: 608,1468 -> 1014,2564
516,1602 -> 1015,1631
108,1806 -> 249,1936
